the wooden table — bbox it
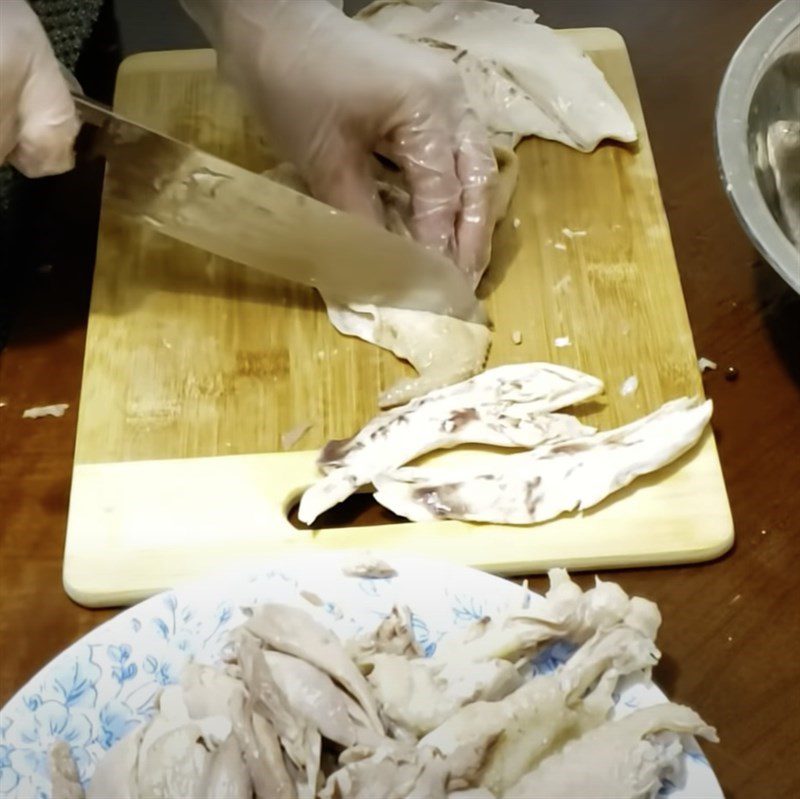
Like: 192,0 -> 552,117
1,1 -> 798,795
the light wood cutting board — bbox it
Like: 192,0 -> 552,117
64,30 -> 733,607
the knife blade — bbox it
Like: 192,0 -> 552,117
73,94 -> 484,323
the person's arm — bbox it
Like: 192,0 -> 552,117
0,0 -> 79,177
180,0 -> 498,278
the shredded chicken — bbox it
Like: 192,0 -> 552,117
51,571 -> 715,799
503,704 -> 718,799
49,741 -> 84,799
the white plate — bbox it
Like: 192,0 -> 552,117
0,553 -> 722,798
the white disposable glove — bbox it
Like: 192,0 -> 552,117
182,0 -> 498,279
0,0 -> 79,177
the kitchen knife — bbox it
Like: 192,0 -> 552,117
73,94 -> 484,323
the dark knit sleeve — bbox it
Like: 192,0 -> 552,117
28,0 -> 106,71
1,0 -> 105,211
0,0 -> 105,346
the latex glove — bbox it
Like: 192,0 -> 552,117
0,0 -> 79,177
182,0 -> 498,279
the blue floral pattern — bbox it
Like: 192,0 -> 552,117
0,553 -> 722,799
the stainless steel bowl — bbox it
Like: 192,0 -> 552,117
716,0 -> 800,293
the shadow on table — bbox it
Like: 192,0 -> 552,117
754,257 -> 800,387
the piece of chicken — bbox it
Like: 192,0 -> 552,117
421,620 -> 660,794
201,733 -> 253,799
238,634 -> 321,797
262,650 -> 362,747
373,398 -> 712,524
320,738 -> 500,799
357,0 -> 637,152
367,653 -> 523,737
86,726 -> 143,799
299,362 -> 602,524
433,569 -> 658,666
49,741 -> 85,799
347,605 -> 423,668
137,723 -> 211,799
229,689 -> 296,799
502,703 -> 718,799
243,603 -> 384,734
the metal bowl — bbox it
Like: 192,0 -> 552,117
716,0 -> 800,293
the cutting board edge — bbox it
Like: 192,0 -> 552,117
63,531 -> 734,609
63,432 -> 733,608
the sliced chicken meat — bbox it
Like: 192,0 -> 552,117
503,703 -> 718,799
49,741 -> 85,799
357,0 -> 637,152
244,603 -> 384,734
64,570 -> 713,799
421,620 -> 660,794
299,362 -> 602,524
373,397 -> 712,524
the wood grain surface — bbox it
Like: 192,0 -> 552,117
1,2 -> 798,797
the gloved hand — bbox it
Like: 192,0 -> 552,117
0,0 -> 79,177
182,0 -> 498,279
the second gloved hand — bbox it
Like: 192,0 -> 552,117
183,0 -> 498,281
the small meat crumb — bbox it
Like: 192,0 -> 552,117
697,357 -> 717,373
554,336 -> 571,348
342,555 -> 397,579
22,403 -> 69,419
619,375 -> 639,396
511,330 -> 523,345
280,422 -> 313,450
553,275 -> 572,293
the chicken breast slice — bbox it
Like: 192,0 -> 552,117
260,651 -> 359,747
357,0 -> 637,151
49,741 -> 85,799
373,397 -> 712,524
421,620 -> 660,794
200,733 -> 252,799
503,703 -> 717,799
299,362 -> 602,524
244,603 -> 384,734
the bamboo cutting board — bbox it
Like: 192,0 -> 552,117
64,31 -> 733,607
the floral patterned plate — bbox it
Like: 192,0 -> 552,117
0,553 -> 723,798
